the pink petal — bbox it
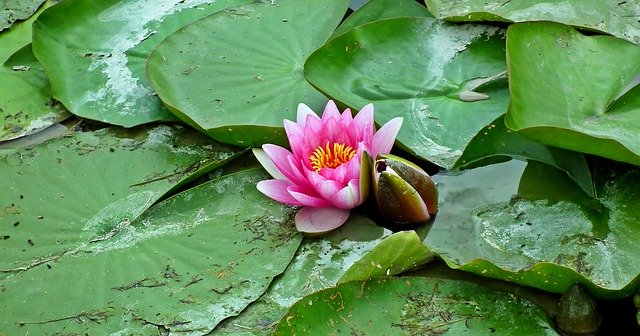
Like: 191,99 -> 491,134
257,180 -> 303,206
288,185 -> 330,207
262,144 -> 305,185
321,100 -> 341,123
353,103 -> 375,138
295,206 -> 350,235
372,117 -> 403,156
297,103 -> 319,126
252,148 -> 286,180
331,180 -> 360,209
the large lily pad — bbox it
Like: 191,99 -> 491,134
455,115 -> 594,197
305,17 -> 509,169
0,0 -> 44,32
274,277 -> 557,335
147,0 -> 349,147
0,168 -> 302,335
424,0 -> 640,45
31,0 -> 252,127
0,125 -> 242,275
215,215 -> 392,335
425,160 -> 640,298
505,22 -> 640,166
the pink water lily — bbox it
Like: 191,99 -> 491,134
253,101 -> 403,234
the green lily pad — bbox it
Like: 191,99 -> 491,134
0,0 -> 54,63
305,17 -> 509,169
0,45 -> 70,141
455,115 -> 594,197
31,0 -> 252,127
505,22 -> 640,166
424,0 -> 640,45
147,0 -> 348,147
274,277 -> 557,335
0,125 -> 242,275
214,215 -> 392,335
0,168 -> 302,335
426,160 -> 640,298
332,0 -> 433,38
339,230 -> 435,284
0,0 -> 44,32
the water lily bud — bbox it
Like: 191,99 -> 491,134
372,154 -> 438,224
555,284 -> 601,336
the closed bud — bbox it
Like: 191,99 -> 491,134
372,154 -> 438,224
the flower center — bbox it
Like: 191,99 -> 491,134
309,142 -> 356,172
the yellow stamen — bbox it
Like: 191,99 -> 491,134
309,142 -> 356,172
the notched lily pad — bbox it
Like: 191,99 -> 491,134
0,124 -> 243,275
305,17 -> 509,169
0,169 -> 302,335
426,160 -> 640,298
274,277 -> 557,335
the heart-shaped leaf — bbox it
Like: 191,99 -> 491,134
32,0 -> 252,127
147,0 -> 349,147
305,17 -> 509,169
274,277 -> 557,335
424,0 -> 640,44
0,168 -> 302,335
505,22 -> 640,166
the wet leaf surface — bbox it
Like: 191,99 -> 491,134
32,0 -> 252,127
274,277 -> 557,335
425,160 -> 640,298
424,0 -> 640,44
505,22 -> 640,166
0,168 -> 302,335
214,215 -> 391,335
0,125 -> 242,275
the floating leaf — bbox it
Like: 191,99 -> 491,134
339,230 -> 435,284
147,0 -> 349,147
0,169 -> 302,335
0,125 -> 242,274
32,0 -> 252,127
274,277 -> 557,335
0,45 -> 70,141
505,21 -> 640,166
0,0 -> 44,32
305,17 -> 509,168
426,160 -> 640,298
424,0 -> 640,44
455,115 -> 594,197
0,0 -> 53,63
332,0 -> 433,38
215,215 -> 392,335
